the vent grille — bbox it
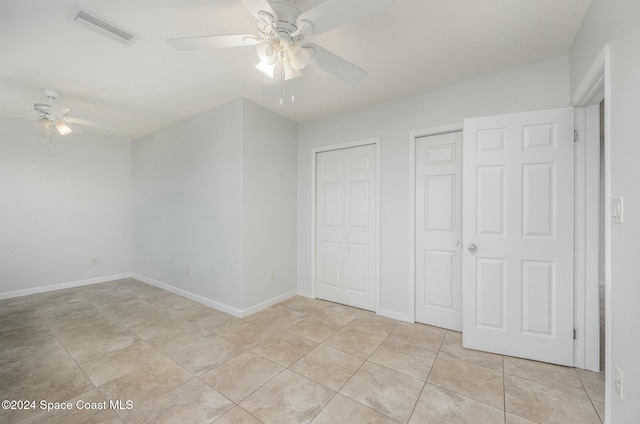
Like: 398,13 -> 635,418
72,8 -> 138,46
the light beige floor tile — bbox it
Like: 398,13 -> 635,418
324,326 -> 385,359
201,351 -> 283,402
346,313 -> 399,337
68,336 -> 164,387
340,361 -> 423,423
439,331 -> 504,371
386,322 -> 446,352
18,389 -> 123,424
218,321 -> 281,350
427,355 -> 504,409
199,312 -> 244,333
131,318 -> 214,355
214,406 -> 262,424
251,331 -> 317,367
0,304 -> 46,331
311,304 -> 364,326
240,369 -> 334,424
130,379 -> 233,424
576,369 -> 605,402
409,384 -> 504,424
244,307 -> 306,329
51,318 -> 130,348
505,374 -> 601,424
98,357 -> 194,419
287,315 -> 341,343
145,292 -> 199,311
279,296 -> 332,313
170,336 -> 244,376
171,303 -> 227,325
0,348 -> 95,423
290,345 -> 364,391
369,338 -> 436,380
506,412 -> 538,424
592,400 -> 605,423
504,356 -> 586,397
0,323 -> 60,356
311,394 -> 397,424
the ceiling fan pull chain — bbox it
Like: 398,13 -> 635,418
280,55 -> 284,105
291,78 -> 295,103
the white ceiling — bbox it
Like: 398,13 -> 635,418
0,0 -> 592,140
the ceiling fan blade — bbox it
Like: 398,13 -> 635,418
49,103 -> 70,116
297,0 -> 393,35
0,102 -> 35,113
239,0 -> 276,19
167,34 -> 260,50
63,116 -> 112,130
305,43 -> 367,85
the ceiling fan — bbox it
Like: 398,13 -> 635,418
167,0 -> 394,103
2,89 -> 111,144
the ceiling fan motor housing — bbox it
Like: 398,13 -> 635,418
265,0 -> 304,44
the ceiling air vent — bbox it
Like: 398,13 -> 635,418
71,8 -> 139,46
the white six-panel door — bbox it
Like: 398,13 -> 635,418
316,144 -> 376,311
415,132 -> 463,331
462,107 -> 575,366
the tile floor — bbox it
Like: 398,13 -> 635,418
0,278 -> 605,424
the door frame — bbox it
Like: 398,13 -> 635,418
408,123 -> 463,322
572,45 -> 610,377
311,138 -> 381,312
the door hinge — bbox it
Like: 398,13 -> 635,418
574,130 -> 579,142
573,328 -> 577,340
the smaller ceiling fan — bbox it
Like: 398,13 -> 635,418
1,89 -> 111,144
167,0 -> 394,104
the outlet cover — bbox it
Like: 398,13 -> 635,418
91,257 -> 100,266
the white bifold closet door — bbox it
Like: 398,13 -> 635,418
415,131 -> 463,331
462,107 -> 575,366
315,144 -> 376,311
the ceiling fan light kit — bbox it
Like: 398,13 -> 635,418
167,0 -> 394,104
4,88 -> 112,145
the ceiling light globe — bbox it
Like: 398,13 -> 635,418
290,47 -> 311,70
257,41 -> 278,65
55,120 -> 73,135
34,117 -> 51,131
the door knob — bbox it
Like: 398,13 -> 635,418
467,243 -> 477,252
454,241 -> 460,246
344,234 -> 349,238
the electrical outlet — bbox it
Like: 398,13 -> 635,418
186,265 -> 191,277
91,257 -> 99,266
269,271 -> 276,281
615,366 -> 624,399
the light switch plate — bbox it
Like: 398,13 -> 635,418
612,197 -> 623,223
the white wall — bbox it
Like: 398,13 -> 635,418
242,100 -> 297,310
132,99 -> 244,310
132,98 -> 297,314
297,56 -> 570,320
0,118 -> 132,294
571,1 -> 640,422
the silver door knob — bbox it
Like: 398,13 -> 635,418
467,244 -> 477,252
454,241 -> 460,246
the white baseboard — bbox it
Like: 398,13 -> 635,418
378,308 -> 413,323
297,289 -> 314,299
131,273 -> 295,318
242,290 -> 297,317
0,273 -> 133,300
